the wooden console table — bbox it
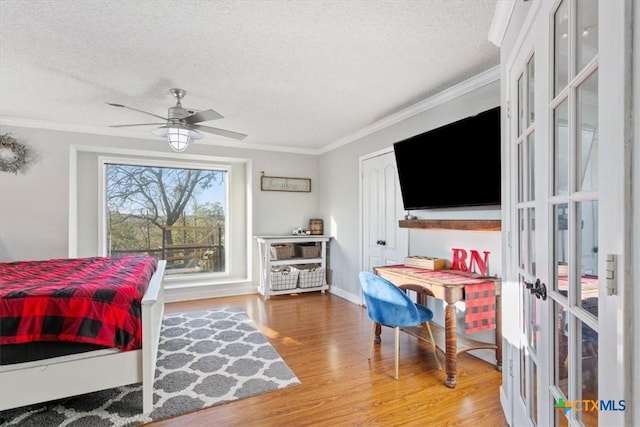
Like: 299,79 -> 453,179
373,265 -> 502,388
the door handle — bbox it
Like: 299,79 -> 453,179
523,278 -> 547,300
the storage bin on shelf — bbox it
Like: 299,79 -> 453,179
269,266 -> 299,290
270,244 -> 294,260
294,243 -> 320,258
292,264 -> 325,288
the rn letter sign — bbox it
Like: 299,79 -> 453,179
451,248 -> 490,275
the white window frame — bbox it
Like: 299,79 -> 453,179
99,156 -> 232,278
69,145 -> 252,290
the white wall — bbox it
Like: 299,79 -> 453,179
0,126 -> 320,288
318,77 -> 502,301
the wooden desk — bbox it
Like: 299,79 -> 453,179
373,265 -> 502,388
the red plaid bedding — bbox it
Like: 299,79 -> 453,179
0,255 -> 158,351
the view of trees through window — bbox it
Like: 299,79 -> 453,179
105,163 -> 227,275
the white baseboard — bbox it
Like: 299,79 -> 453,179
164,281 -> 258,303
328,286 -> 361,306
164,280 -> 363,307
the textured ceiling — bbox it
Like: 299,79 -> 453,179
0,0 -> 500,153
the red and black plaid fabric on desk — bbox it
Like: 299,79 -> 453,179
0,255 -> 157,351
386,266 -> 497,334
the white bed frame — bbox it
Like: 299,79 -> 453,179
0,260 -> 166,414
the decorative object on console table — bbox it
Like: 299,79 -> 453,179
404,256 -> 447,270
309,218 -> 323,235
260,172 -> 311,192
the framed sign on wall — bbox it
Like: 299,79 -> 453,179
261,175 -> 311,192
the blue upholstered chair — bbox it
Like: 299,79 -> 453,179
359,271 -> 442,379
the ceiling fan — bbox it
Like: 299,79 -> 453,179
107,88 -> 247,152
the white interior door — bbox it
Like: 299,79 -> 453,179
361,150 -> 408,275
506,25 -> 544,426
547,2 -> 600,425
505,1 -> 626,426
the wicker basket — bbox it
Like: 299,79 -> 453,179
293,265 -> 325,288
295,243 -> 320,258
269,266 -> 299,290
270,244 -> 294,260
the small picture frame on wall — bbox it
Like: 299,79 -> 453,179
261,175 -> 311,192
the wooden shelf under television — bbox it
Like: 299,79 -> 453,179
398,219 -> 501,231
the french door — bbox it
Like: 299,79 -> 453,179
505,0 -> 625,425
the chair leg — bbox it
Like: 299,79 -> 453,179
368,322 -> 376,360
394,326 -> 400,380
424,322 -> 442,370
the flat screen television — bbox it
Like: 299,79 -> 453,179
393,106 -> 501,210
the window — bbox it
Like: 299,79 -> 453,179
103,160 -> 229,276
72,148 -> 249,288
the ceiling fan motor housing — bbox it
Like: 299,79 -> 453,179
169,89 -> 190,121
168,106 -> 191,121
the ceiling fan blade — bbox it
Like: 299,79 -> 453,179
109,122 -> 166,128
182,109 -> 224,124
191,124 -> 248,140
106,102 -> 167,121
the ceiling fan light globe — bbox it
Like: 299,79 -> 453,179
151,125 -> 202,152
169,132 -> 190,152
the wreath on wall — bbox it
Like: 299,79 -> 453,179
0,133 -> 28,174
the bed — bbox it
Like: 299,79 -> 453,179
0,255 -> 167,414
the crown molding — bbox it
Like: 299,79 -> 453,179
488,0 -> 516,47
2,65 -> 500,157
317,65 -> 500,154
0,117 -> 320,155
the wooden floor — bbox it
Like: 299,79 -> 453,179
150,292 -> 508,427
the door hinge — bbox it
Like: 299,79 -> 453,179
506,101 -> 511,119
606,253 -> 618,295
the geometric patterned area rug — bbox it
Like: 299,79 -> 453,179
0,307 -> 300,426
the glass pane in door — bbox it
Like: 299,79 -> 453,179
554,0 -> 569,95
518,74 -> 525,135
528,278 -> 540,351
554,203 -> 569,298
532,361 -> 538,424
528,56 -> 535,125
578,320 -> 598,427
578,71 -> 598,192
528,207 -> 536,275
577,0 -> 598,71
554,300 -> 569,397
518,209 -> 525,269
554,100 -> 569,195
520,345 -> 528,403
578,200 -> 598,313
556,396 -> 570,427
518,145 -> 525,203
527,132 -> 535,201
